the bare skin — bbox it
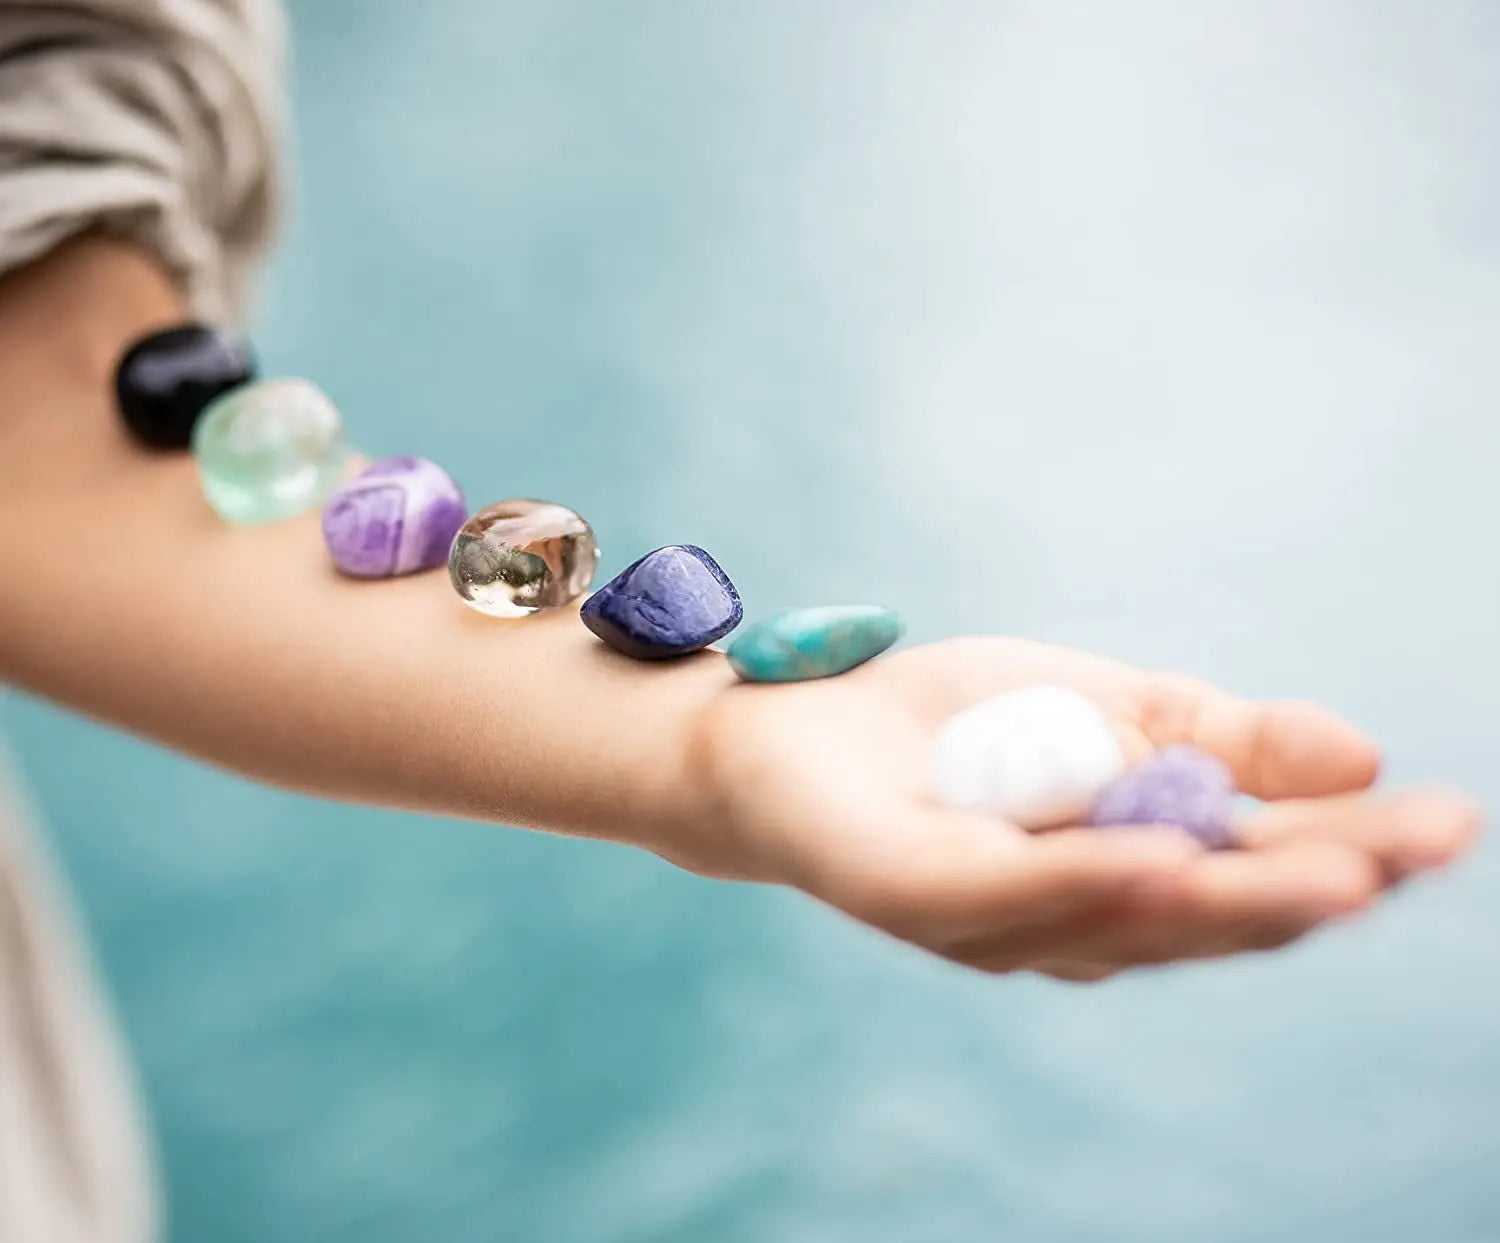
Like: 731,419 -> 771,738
0,236 -> 1480,982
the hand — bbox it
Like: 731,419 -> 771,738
683,636 -> 1479,980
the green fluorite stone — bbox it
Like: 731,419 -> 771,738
192,378 -> 352,525
727,606 -> 904,682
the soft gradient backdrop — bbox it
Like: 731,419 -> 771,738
5,2 -> 1500,1239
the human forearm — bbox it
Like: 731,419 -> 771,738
0,238 -> 735,861
1,238 -> 1478,983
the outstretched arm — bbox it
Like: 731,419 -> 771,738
0,237 -> 735,854
0,236 -> 1478,981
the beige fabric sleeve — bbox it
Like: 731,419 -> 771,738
0,0 -> 285,322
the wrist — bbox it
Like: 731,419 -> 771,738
525,621 -> 748,874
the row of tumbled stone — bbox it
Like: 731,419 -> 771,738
330,453 -> 904,677
117,322 -> 1239,844
116,323 -> 904,682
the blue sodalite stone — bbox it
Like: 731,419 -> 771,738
581,545 -> 742,659
727,606 -> 904,683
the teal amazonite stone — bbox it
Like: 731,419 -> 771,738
192,378 -> 352,525
727,606 -> 904,682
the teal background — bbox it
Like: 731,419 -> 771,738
5,1 -> 1500,1238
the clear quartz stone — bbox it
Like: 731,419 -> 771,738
192,378 -> 352,525
448,499 -> 599,616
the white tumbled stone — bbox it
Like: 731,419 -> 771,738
931,685 -> 1126,830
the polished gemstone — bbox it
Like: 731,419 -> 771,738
1091,745 -> 1237,849
449,499 -> 599,616
726,605 -> 902,683
192,378 -> 352,525
321,456 -> 467,578
116,322 -> 255,448
931,685 -> 1125,830
581,545 -> 741,659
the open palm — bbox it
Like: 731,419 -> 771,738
688,636 -> 1478,980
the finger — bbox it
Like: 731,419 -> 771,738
971,907 -> 1317,974
1236,786 -> 1481,881
1021,914 -> 1316,974
815,811 -> 1201,948
1027,961 -> 1120,984
967,910 -> 1316,974
1138,675 -> 1381,799
964,838 -> 1376,972
1170,837 -> 1379,924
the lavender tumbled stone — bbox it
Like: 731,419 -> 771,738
321,456 -> 467,578
1090,745 -> 1237,849
581,545 -> 742,659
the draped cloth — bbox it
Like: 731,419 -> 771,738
0,752 -> 157,1243
0,1 -> 284,1237
0,0 -> 283,320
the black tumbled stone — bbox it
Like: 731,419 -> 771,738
115,323 -> 255,449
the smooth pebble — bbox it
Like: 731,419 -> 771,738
581,545 -> 742,659
192,378 -> 351,525
931,685 -> 1125,829
1091,745 -> 1237,849
116,322 -> 255,449
322,456 -> 468,578
449,499 -> 600,616
727,606 -> 903,683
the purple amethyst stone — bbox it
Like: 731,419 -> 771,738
1090,745 -> 1238,849
321,456 -> 467,578
581,545 -> 742,659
